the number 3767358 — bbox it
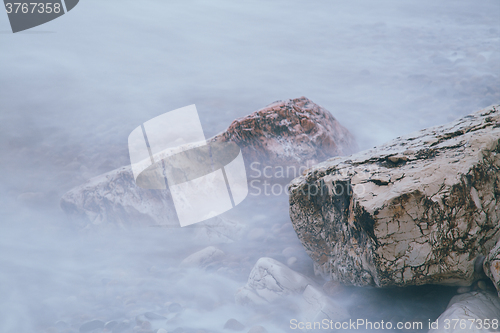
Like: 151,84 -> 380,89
5,3 -> 62,14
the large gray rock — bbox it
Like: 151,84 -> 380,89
289,105 -> 500,287
61,97 -> 356,228
428,291 -> 500,333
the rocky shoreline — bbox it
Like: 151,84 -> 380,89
57,99 -> 500,333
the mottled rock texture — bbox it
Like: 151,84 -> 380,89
289,105 -> 500,287
211,96 -> 357,168
61,97 -> 355,227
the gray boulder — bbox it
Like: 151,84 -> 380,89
289,105 -> 500,287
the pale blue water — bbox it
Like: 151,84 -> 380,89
0,1 -> 498,332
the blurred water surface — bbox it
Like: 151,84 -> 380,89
0,1 -> 498,332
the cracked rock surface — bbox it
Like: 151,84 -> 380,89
289,105 -> 500,287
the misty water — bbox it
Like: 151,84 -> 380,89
1,0 -> 499,332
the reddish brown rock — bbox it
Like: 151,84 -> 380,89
211,96 -> 357,168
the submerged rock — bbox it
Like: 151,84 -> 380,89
180,246 -> 225,268
79,319 -> 104,332
429,291 -> 500,333
61,97 -> 355,228
289,105 -> 500,287
60,166 -> 178,228
223,318 -> 245,331
299,284 -> 350,323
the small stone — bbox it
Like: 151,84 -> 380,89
168,303 -> 182,313
144,312 -> 166,320
141,321 -> 152,330
171,328 -> 185,333
282,247 -> 297,258
235,257 -> 314,304
79,320 -> 104,332
287,257 -> 297,266
223,318 -> 245,331
477,280 -> 488,290
247,228 -> 266,241
156,329 -> 168,333
457,286 -> 470,294
247,326 -> 268,333
112,320 -> 131,333
180,246 -> 225,268
105,321 -> 117,330
387,155 -> 408,164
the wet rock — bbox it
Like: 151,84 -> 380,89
322,280 -> 347,297
60,165 -> 179,228
484,237 -> 500,296
79,320 -> 104,332
286,257 -> 297,266
193,216 -> 247,244
180,246 -> 225,268
168,303 -> 182,313
429,291 -> 500,333
112,320 -> 131,333
235,257 -> 314,305
144,312 -> 166,320
299,285 -> 350,323
211,96 -> 357,169
61,97 -> 356,228
104,321 -> 117,330
223,318 -> 245,331
289,104 -> 500,287
247,326 -> 268,333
